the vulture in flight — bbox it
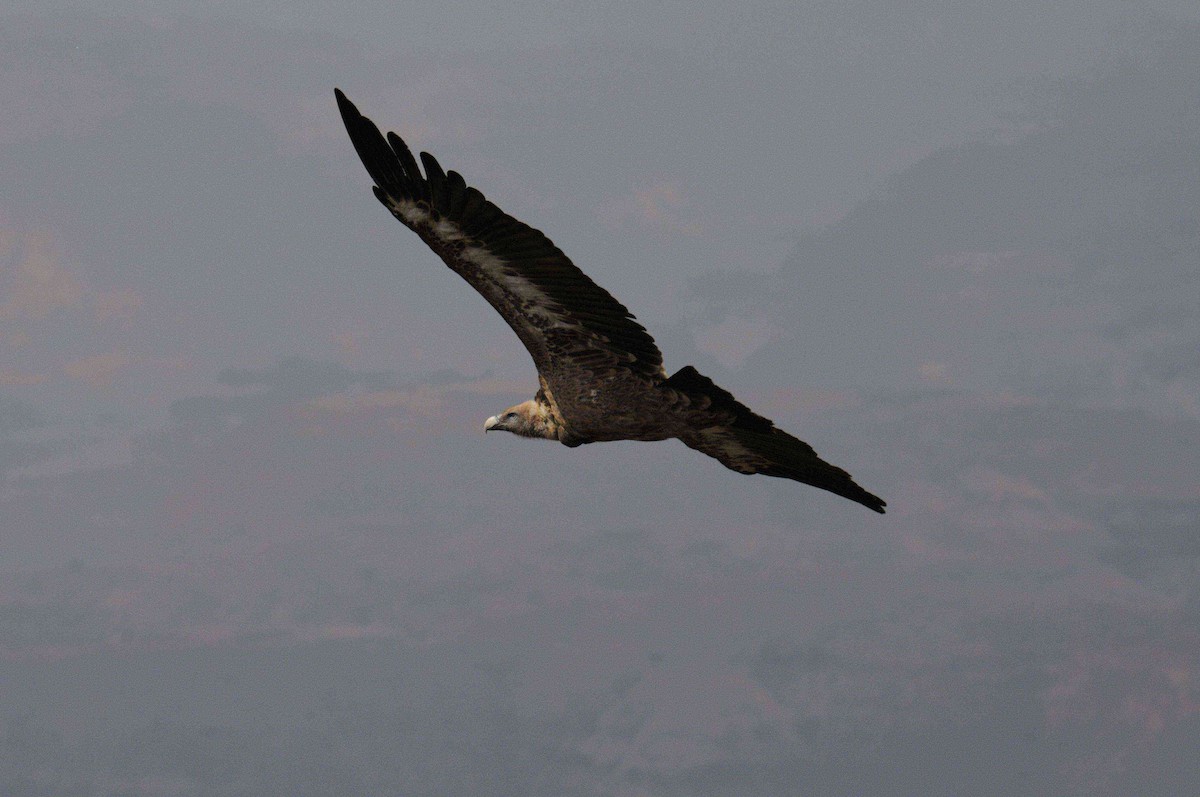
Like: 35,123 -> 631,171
336,89 -> 886,513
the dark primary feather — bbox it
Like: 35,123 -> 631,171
335,88 -> 664,383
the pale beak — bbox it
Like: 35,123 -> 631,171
484,415 -> 500,432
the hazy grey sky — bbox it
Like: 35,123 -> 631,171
1,3 -> 1197,795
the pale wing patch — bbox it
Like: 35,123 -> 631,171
388,196 -> 578,329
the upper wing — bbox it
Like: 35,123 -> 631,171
665,366 -> 886,513
335,89 -> 664,383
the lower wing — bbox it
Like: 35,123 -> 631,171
679,425 -> 887,513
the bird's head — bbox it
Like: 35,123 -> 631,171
484,399 -> 558,440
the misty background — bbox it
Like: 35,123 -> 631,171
1,3 -> 1198,795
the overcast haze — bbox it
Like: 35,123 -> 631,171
1,3 -> 1198,795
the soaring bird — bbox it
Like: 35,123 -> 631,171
336,90 -> 885,513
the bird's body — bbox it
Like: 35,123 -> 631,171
336,89 -> 886,513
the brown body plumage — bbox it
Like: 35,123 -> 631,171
336,89 -> 886,513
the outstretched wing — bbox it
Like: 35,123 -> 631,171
665,366 -> 886,513
679,426 -> 886,513
335,89 -> 664,384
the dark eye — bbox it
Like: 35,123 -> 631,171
505,412 -> 516,420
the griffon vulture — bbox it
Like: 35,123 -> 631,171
336,89 -> 885,513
